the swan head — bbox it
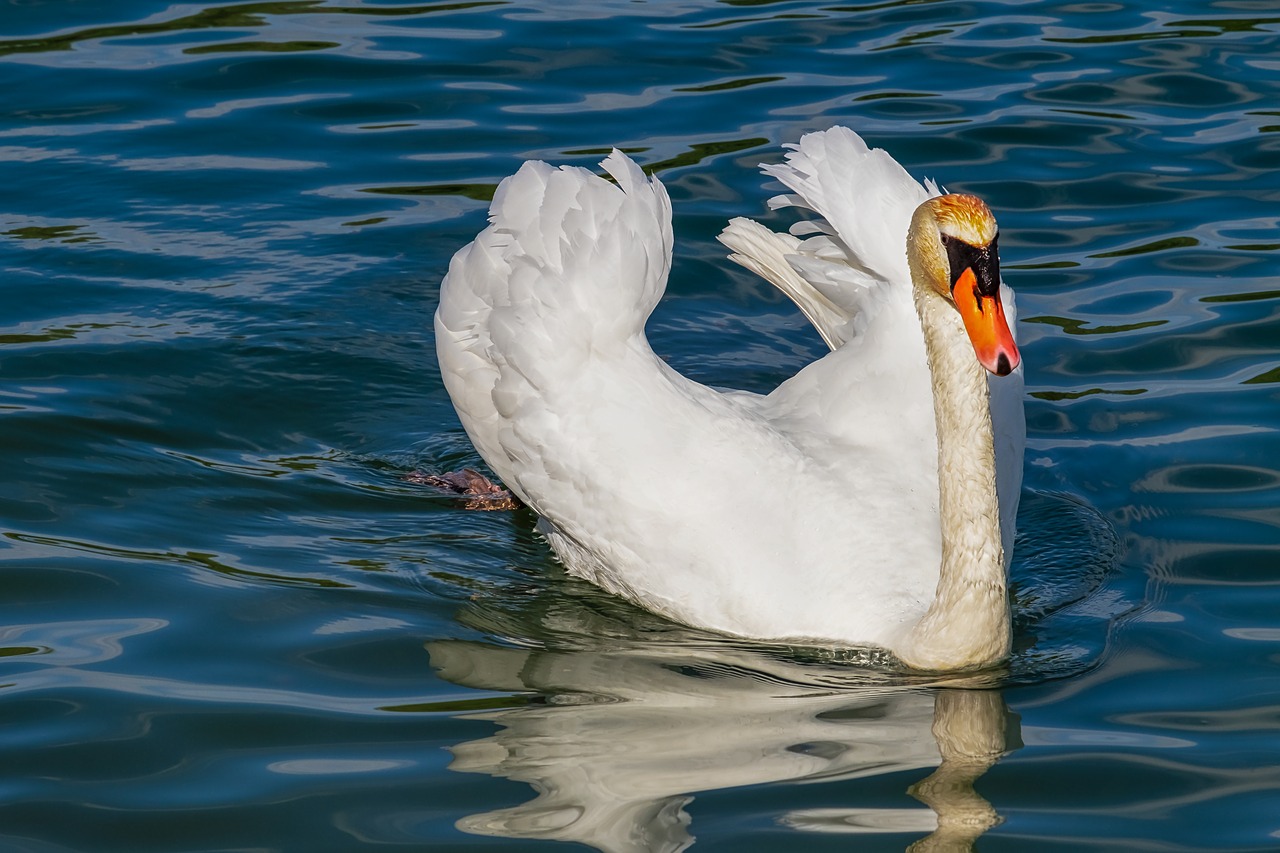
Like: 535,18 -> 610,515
912,194 -> 1020,377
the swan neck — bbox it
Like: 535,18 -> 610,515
900,206 -> 1010,671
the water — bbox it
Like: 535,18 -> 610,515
2,1 -> 1278,850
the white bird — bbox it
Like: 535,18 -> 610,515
435,126 -> 1025,670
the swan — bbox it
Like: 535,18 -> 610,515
434,126 -> 1025,670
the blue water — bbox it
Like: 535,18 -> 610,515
3,1 -> 1279,850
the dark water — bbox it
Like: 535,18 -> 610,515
3,1 -> 1279,850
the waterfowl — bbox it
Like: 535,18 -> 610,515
434,126 -> 1025,670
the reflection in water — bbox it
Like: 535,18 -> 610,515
909,691 -> 1010,851
432,639 -> 1019,853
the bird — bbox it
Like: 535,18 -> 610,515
434,126 -> 1025,671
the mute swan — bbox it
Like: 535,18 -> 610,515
435,126 -> 1025,670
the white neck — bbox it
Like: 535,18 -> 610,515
897,211 -> 1010,670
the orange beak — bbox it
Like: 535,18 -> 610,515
952,267 -> 1020,377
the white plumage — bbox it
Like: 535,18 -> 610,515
435,127 -> 1025,670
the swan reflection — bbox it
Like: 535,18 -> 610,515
432,637 -> 1019,853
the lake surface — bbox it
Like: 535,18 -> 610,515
3,1 -> 1279,850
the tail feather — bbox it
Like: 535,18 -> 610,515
436,151 -> 673,488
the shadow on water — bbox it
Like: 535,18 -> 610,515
420,486 -> 1122,852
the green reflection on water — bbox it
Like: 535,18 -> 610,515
4,224 -> 96,243
562,146 -> 648,156
685,12 -> 826,30
183,40 -> 339,55
362,182 -> 497,201
0,327 -> 87,346
1030,387 -> 1146,401
676,76 -> 784,93
1243,366 -> 1280,385
873,27 -> 956,52
1092,236 -> 1199,259
363,138 -> 769,202
1201,288 -> 1280,304
1050,107 -> 1136,121
1006,260 -> 1079,270
854,91 -> 933,101
0,0 -> 505,57
1247,109 -> 1280,133
1023,316 -> 1167,335
558,138 -> 771,173
1167,16 -> 1280,36
643,137 -> 770,174
1223,243 -> 1280,253
1044,14 -> 1280,48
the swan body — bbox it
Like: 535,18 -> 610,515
435,127 -> 1025,670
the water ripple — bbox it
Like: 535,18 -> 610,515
3,0 -> 1280,850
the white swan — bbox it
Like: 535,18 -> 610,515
435,126 -> 1025,670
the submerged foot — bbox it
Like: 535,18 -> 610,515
407,468 -> 521,511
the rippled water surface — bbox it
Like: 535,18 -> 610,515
3,1 -> 1279,850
